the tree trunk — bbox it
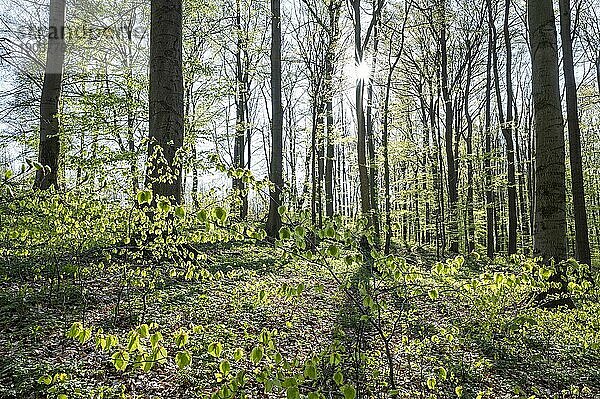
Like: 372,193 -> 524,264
559,0 -> 591,267
529,0 -> 570,307
311,102 -> 318,225
324,0 -> 340,218
440,7 -> 458,253
317,112 -> 325,227
502,0 -> 518,255
35,0 -> 66,190
464,43 -> 475,253
325,77 -> 335,218
146,0 -> 184,203
353,0 -> 371,219
366,1 -> 380,241
266,0 -> 284,237
233,0 -> 248,219
484,0 -> 496,259
596,55 -> 600,93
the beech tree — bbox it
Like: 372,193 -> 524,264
528,0 -> 567,265
146,0 -> 184,203
265,0 -> 284,237
34,0 -> 66,190
559,0 -> 591,267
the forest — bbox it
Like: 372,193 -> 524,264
1,0 -> 600,397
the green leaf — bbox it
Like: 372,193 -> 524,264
155,345 -> 168,364
174,205 -> 186,218
427,377 -> 436,390
437,366 -> 447,381
213,207 -> 227,223
294,226 -> 306,238
279,227 -> 292,240
278,205 -> 287,216
329,352 -> 341,365
455,386 -> 463,397
174,330 -> 189,348
327,245 -> 340,258
233,347 -> 244,361
428,289 -> 439,300
250,345 -> 264,364
333,370 -> 344,385
38,375 -> 52,385
324,226 -> 335,238
67,322 -> 82,339
127,333 -> 140,351
295,238 -> 307,250
175,350 -> 192,369
57,395 -> 68,399
138,324 -> 149,338
111,350 -> 130,371
304,364 -> 317,379
199,209 -> 208,222
78,328 -> 91,344
539,267 -> 553,280
136,190 -> 152,205
142,354 -> 153,372
150,331 -> 163,348
341,384 -> 356,399
158,199 -> 171,213
207,342 -> 223,358
286,387 -> 300,399
219,360 -> 231,376
258,289 -> 267,302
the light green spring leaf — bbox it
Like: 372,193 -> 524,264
250,345 -> 264,364
111,350 -> 130,371
341,384 -> 356,399
175,350 -> 192,369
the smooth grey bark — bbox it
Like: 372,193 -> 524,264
233,0 -> 248,219
528,0 -> 568,265
266,0 -> 284,237
325,0 -> 341,218
366,2 -> 380,241
464,41 -> 475,253
35,0 -> 66,190
559,0 -> 591,267
146,0 -> 184,204
484,0 -> 496,259
440,3 -> 458,253
500,0 -> 517,255
352,0 -> 371,219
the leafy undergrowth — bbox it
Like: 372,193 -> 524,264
2,241 -> 600,399
1,191 -> 600,399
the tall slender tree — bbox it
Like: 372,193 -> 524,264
352,0 -> 371,220
559,0 -> 591,267
233,0 -> 248,218
500,0 -> 517,255
266,0 -> 284,237
34,0 -> 66,190
439,0 -> 459,253
484,0 -> 496,258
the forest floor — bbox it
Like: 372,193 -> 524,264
1,242 -> 600,399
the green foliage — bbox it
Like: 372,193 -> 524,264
2,179 -> 600,398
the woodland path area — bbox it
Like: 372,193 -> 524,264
1,242 -> 599,399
